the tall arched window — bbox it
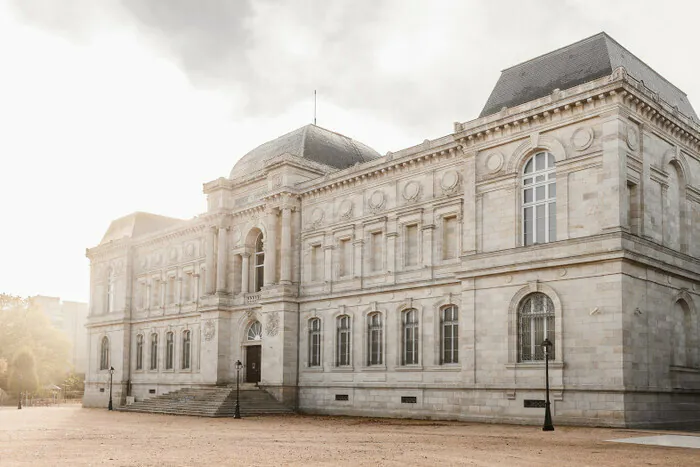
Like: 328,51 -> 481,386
523,152 -> 556,246
100,336 -> 110,370
150,333 -> 158,370
518,293 -> 555,362
441,306 -> 458,364
337,315 -> 351,366
165,332 -> 174,369
182,330 -> 191,370
308,318 -> 321,367
368,313 -> 383,366
254,233 -> 265,292
106,269 -> 115,313
402,309 -> 419,365
135,334 -> 144,370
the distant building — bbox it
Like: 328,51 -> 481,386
31,296 -> 88,374
84,33 -> 699,428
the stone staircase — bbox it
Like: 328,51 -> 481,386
117,385 -> 294,417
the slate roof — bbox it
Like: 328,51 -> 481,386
479,32 -> 697,120
230,124 -> 381,179
100,212 -> 184,244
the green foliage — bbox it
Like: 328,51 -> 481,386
62,372 -> 85,392
0,294 -> 71,393
8,348 -> 39,394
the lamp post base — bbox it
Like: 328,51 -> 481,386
543,403 -> 554,431
234,402 -> 241,419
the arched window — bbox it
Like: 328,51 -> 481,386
135,334 -> 144,370
100,336 -> 110,370
522,152 -> 556,246
150,333 -> 158,370
165,332 -> 174,370
254,233 -> 265,292
308,318 -> 321,367
247,321 -> 263,341
368,312 -> 383,366
402,309 -> 419,365
518,293 -> 555,362
106,269 -> 115,313
182,330 -> 191,370
337,315 -> 351,366
441,306 -> 458,364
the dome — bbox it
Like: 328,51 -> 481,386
230,124 -> 381,179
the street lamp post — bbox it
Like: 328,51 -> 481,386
542,338 -> 554,431
17,374 -> 23,410
108,366 -> 115,411
234,360 -> 243,419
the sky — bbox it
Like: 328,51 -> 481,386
1,0 -> 699,303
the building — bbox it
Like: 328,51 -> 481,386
83,33 -> 700,428
31,296 -> 88,374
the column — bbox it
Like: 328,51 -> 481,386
241,252 -> 250,294
264,207 -> 278,286
216,226 -> 228,293
205,226 -> 216,295
462,150 -> 477,254
600,111 -> 627,231
280,206 -> 293,284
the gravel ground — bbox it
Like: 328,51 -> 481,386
0,406 -> 697,466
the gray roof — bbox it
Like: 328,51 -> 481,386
100,212 -> 184,244
479,33 -> 697,119
230,124 -> 381,179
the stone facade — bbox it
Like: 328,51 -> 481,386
84,34 -> 699,428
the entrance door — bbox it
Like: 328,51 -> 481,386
245,345 -> 261,383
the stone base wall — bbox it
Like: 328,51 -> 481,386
299,386 -> 630,427
259,384 -> 298,408
623,391 -> 700,429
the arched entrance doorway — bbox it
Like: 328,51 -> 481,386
244,321 -> 263,383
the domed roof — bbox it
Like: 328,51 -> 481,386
230,124 -> 381,179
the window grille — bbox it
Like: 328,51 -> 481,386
182,330 -> 191,370
368,313 -> 383,365
441,306 -> 458,364
337,315 -> 351,366
308,318 -> 321,367
402,309 -> 419,365
150,333 -> 158,370
165,332 -> 174,369
135,334 -> 143,370
254,233 -> 265,292
247,321 -> 263,341
518,293 -> 555,362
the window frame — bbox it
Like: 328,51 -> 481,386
367,312 -> 383,366
181,330 -> 191,370
401,309 -> 419,366
517,292 -> 555,362
336,315 -> 352,367
308,318 -> 322,367
150,332 -> 159,370
135,334 -> 144,370
100,336 -> 110,370
254,232 -> 265,293
522,151 -> 557,246
165,331 -> 174,370
440,305 -> 459,364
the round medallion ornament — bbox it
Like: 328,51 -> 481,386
368,190 -> 386,212
402,181 -> 421,202
203,321 -> 216,341
339,199 -> 354,220
571,127 -> 594,151
311,208 -> 324,227
440,170 -> 460,194
485,153 -> 504,174
626,125 -> 639,150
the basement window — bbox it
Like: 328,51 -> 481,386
401,396 -> 417,404
335,394 -> 349,401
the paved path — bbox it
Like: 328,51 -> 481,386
0,406 -> 698,466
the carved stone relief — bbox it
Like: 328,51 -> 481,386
626,125 -> 639,151
368,190 -> 386,213
311,207 -> 325,228
265,312 -> 280,337
339,199 -> 354,220
203,320 -> 216,341
402,180 -> 422,202
440,170 -> 461,194
571,127 -> 594,151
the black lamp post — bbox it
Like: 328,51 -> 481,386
542,338 -> 554,431
17,374 -> 23,410
108,366 -> 115,411
234,360 -> 243,419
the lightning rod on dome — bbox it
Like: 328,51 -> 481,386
314,90 -> 317,126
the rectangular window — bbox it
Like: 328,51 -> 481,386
311,244 -> 323,282
405,224 -> 418,267
165,333 -> 174,370
370,232 -> 382,272
150,334 -> 158,370
337,316 -> 351,366
151,280 -> 160,308
136,335 -> 143,370
368,313 -> 383,366
182,273 -> 191,303
442,215 -> 458,260
182,331 -> 191,370
308,319 -> 321,367
167,276 -> 176,305
339,239 -> 352,277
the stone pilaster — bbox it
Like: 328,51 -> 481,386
241,252 -> 250,293
205,226 -> 216,295
280,206 -> 293,284
264,207 -> 278,286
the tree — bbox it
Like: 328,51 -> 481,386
0,294 -> 71,394
8,348 -> 39,395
